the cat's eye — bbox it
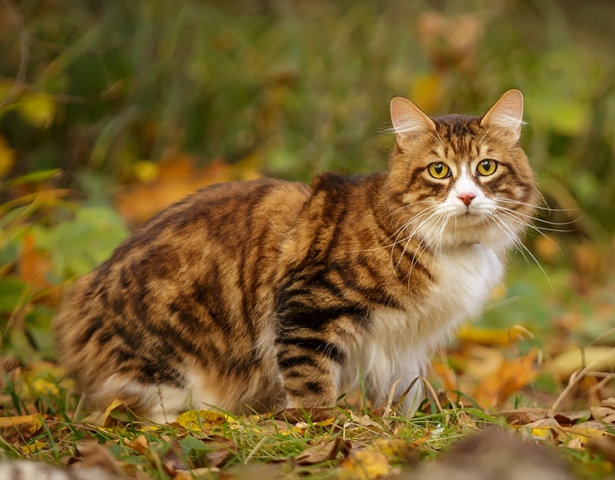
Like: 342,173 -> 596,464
476,159 -> 498,176
428,162 -> 450,179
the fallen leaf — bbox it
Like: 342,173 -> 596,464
591,406 -> 615,421
102,398 -> 133,427
74,441 -> 126,477
21,439 -> 47,454
295,437 -> 351,466
340,449 -> 390,479
129,435 -> 149,455
202,436 -> 236,468
349,412 -> 383,430
566,437 -> 584,449
163,439 -> 188,476
174,467 -> 220,480
548,347 -> 615,379
175,410 -> 227,432
502,407 -> 555,426
368,438 -> 419,463
0,413 -> 48,438
474,348 -> 540,408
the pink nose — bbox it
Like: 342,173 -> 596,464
457,192 -> 476,206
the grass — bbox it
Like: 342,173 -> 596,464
2,307 -> 615,480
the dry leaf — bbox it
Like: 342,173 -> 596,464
548,347 -> 615,379
349,412 -> 383,430
474,348 -> 539,408
0,413 -> 48,438
295,437 -> 351,466
174,467 -> 220,480
502,407 -> 555,426
74,441 -> 126,478
162,439 -> 188,476
368,438 -> 419,463
590,406 -> 615,421
340,450 -> 390,479
129,435 -> 149,455
200,435 -> 236,468
101,398 -> 133,427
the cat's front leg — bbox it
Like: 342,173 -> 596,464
274,326 -> 346,408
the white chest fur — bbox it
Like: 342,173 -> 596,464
342,244 -> 504,409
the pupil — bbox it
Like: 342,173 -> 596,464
435,164 -> 443,174
482,161 -> 490,169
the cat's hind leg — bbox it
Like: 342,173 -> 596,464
96,373 -> 191,423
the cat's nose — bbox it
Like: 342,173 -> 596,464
457,192 -> 476,206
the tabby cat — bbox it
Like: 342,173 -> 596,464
55,90 -> 536,423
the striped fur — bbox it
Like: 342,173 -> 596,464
55,90 -> 536,421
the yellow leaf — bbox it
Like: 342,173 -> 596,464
341,450 -> 390,479
18,92 -> 55,128
0,134 -> 15,178
368,438 -> 415,459
0,414 -> 41,429
530,427 -> 553,439
22,439 -> 47,455
457,324 -> 531,346
548,347 -> 615,379
102,398 -> 128,426
175,409 -> 227,432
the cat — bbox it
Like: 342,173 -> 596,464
54,90 -> 537,423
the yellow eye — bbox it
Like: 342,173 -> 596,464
428,162 -> 450,179
477,159 -> 497,176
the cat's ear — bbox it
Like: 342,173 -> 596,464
390,97 -> 436,145
480,89 -> 524,140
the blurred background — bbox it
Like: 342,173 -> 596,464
1,0 -> 615,409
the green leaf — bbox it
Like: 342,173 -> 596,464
0,277 -> 31,313
0,170 -> 60,190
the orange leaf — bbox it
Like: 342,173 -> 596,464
473,348 -> 540,408
19,232 -> 52,288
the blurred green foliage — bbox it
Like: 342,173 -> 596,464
0,0 -> 613,235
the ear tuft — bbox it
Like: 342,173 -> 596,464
480,89 -> 524,140
390,97 -> 435,145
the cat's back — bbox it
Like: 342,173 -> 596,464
55,178 -> 310,410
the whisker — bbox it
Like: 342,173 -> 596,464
488,212 -> 553,290
495,205 -> 581,227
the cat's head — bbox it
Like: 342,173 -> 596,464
385,89 -> 537,252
